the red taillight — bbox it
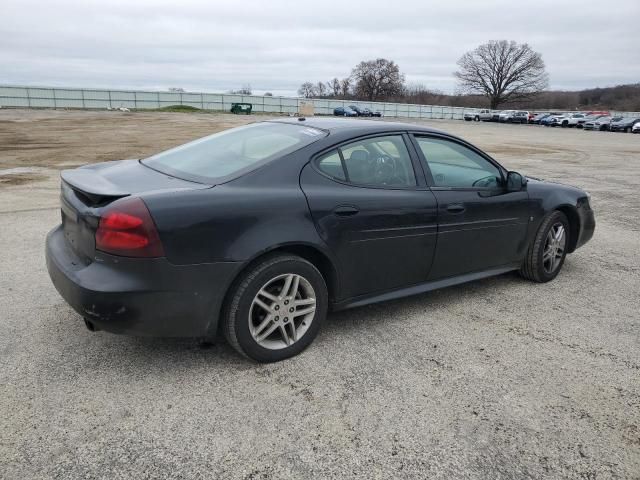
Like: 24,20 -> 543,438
95,197 -> 164,257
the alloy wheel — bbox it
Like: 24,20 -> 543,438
542,223 -> 566,274
249,273 -> 316,350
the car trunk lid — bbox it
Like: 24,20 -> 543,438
59,159 -> 210,262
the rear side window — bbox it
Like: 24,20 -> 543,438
143,122 -> 327,183
317,151 -> 346,180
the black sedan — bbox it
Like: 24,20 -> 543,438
333,106 -> 358,117
348,105 -> 370,116
46,119 -> 595,362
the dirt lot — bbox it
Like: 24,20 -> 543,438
1,109 -> 639,479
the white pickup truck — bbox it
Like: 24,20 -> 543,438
464,109 -> 493,122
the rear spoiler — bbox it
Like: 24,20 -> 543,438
61,169 -> 129,204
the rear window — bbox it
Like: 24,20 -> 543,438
143,122 -> 327,183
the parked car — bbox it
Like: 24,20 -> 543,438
565,113 -> 590,127
527,112 -> 536,123
490,111 -> 502,122
541,114 -> 563,126
605,116 -> 624,130
370,110 -> 383,118
576,114 -> 605,129
546,113 -> 575,127
583,116 -> 622,131
610,117 -> 640,133
46,118 -> 595,362
464,109 -> 492,122
498,110 -> 517,122
512,111 -> 530,124
633,122 -> 640,133
334,106 -> 358,117
348,105 -> 370,117
532,113 -> 551,124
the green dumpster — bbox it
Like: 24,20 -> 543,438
231,103 -> 252,115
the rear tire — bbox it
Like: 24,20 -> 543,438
223,254 -> 328,362
520,211 -> 570,283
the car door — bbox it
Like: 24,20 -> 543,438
300,133 -> 438,300
410,133 -> 530,280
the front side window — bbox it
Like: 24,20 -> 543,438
415,137 -> 502,189
143,122 -> 326,183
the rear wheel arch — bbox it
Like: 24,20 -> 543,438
219,244 -> 339,324
272,245 -> 339,302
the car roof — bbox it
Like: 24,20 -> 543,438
271,117 -> 447,135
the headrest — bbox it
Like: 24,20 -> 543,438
349,150 -> 369,162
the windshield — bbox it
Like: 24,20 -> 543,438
143,122 -> 327,183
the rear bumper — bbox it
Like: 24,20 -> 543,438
46,225 -> 241,338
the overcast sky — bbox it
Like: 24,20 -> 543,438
2,0 -> 639,96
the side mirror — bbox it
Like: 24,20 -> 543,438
506,171 -> 527,192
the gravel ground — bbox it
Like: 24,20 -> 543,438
1,110 -> 639,479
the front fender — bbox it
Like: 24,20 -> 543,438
526,179 -> 594,252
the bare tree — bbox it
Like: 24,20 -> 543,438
454,40 -> 548,109
328,78 -> 341,96
297,82 -> 316,98
315,81 -> 328,97
351,59 -> 405,101
340,77 -> 352,97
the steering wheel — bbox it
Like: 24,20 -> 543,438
371,154 -> 397,184
472,175 -> 498,188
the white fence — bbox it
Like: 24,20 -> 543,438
0,85 -> 476,120
1,85 -> 638,119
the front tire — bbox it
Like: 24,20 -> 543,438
520,211 -> 570,283
223,254 -> 328,362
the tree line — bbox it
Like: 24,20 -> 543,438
297,40 -> 640,111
